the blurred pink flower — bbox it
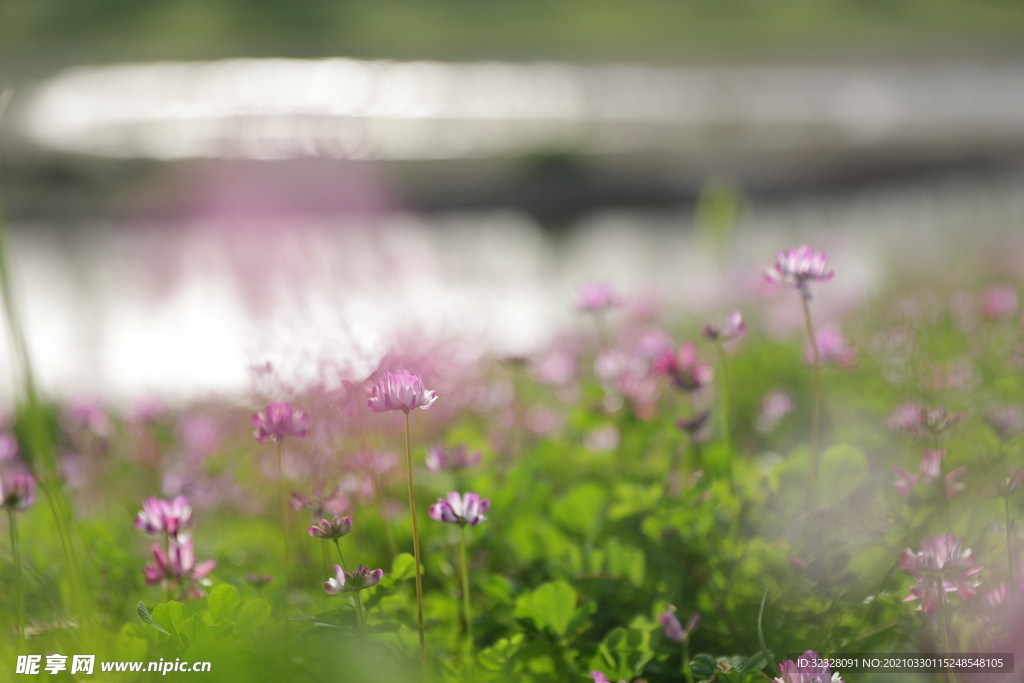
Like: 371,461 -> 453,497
659,607 -> 699,642
803,326 -> 856,368
757,391 -> 794,433
64,397 -> 109,437
774,651 -> 844,683
900,534 -> 982,615
765,245 -> 834,300
653,342 -> 714,393
308,514 -> 353,540
144,537 -> 216,599
577,282 -> 623,313
1,473 -> 35,512
135,495 -> 192,537
702,311 -> 746,342
0,432 -> 18,462
979,285 -> 1018,320
585,424 -> 621,452
893,450 -> 968,499
252,402 -> 309,443
366,371 -> 438,413
987,407 -> 1024,441
429,491 -> 490,526
324,563 -> 383,594
426,445 -> 482,472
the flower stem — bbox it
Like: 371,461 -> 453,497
277,441 -> 290,620
352,588 -> 367,642
800,295 -> 821,509
936,579 -> 956,683
404,411 -> 429,682
713,341 -> 731,455
332,538 -> 349,570
8,508 -> 25,652
459,525 -> 475,682
682,637 -> 694,683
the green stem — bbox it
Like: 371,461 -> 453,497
459,525 -> 475,682
405,411 -> 429,682
8,508 -> 25,652
800,295 -> 821,511
332,538 -> 348,570
936,579 -> 956,683
278,441 -> 290,620
682,637 -> 694,683
714,341 -> 731,456
352,588 -> 367,642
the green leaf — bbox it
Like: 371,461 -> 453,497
514,581 -> 578,638
116,623 -> 150,661
551,484 -> 607,537
178,614 -> 215,648
151,601 -> 193,647
818,444 -> 868,501
235,599 -> 273,641
137,601 -> 171,636
478,634 -> 524,673
208,584 -> 241,623
392,553 -> 417,581
691,653 -> 718,680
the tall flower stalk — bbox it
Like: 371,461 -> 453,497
703,311 -> 745,455
3,474 -> 34,651
368,370 -> 438,681
430,491 -> 490,682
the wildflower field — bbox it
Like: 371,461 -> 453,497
2,230 -> 1024,683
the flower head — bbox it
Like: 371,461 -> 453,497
426,445 -> 482,472
135,495 -> 192,537
900,534 -> 982,615
766,245 -> 834,300
144,537 -> 217,599
577,282 -> 623,313
308,514 -> 353,540
702,311 -> 746,343
803,327 -> 856,368
757,391 -> 794,433
979,286 -> 1018,320
653,342 -> 714,393
774,651 -> 844,683
252,402 -> 309,443
324,563 -> 383,594
659,607 -> 700,643
1,474 -> 35,512
429,491 -> 490,526
366,371 -> 438,414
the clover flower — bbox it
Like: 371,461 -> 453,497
144,537 -> 217,599
893,450 -> 967,499
577,282 -> 623,313
308,514 -> 353,540
426,445 -> 482,472
252,401 -> 309,443
653,342 -> 714,393
900,534 -> 982,615
659,607 -> 700,642
1,474 -> 35,512
366,371 -> 438,414
324,563 -> 383,594
766,245 -> 834,300
135,495 -> 192,538
429,492 -> 490,526
774,651 -> 844,683
702,311 -> 746,342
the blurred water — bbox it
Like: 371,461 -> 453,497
1,169 -> 1022,404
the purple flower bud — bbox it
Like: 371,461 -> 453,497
252,402 -> 309,443
1,474 -> 35,512
324,563 -> 383,594
308,515 -> 353,540
703,311 -> 746,342
659,609 -> 684,642
429,491 -> 490,526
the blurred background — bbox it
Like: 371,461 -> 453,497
1,0 -> 1024,403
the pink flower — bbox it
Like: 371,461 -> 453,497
774,651 -> 844,683
64,397 -> 110,437
766,245 -> 834,300
591,673 -> 611,683
653,342 -> 714,393
135,495 -> 192,537
324,563 -> 383,594
0,432 -> 19,462
577,282 -> 623,313
659,607 -> 700,642
1,474 -> 35,512
892,450 -> 968,499
429,491 -> 490,526
757,391 -> 794,433
900,534 -> 982,615
308,515 -> 353,540
426,445 -> 482,472
252,402 -> 309,443
366,371 -> 438,414
144,537 -> 217,599
803,327 -> 856,368
702,311 -> 746,342
980,286 -> 1018,320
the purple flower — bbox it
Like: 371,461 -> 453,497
324,563 -> 383,594
0,432 -> 19,462
659,607 -> 700,642
893,450 -> 968,499
577,282 -> 623,313
922,407 -> 963,437
425,445 -> 482,472
429,491 -> 490,526
591,673 -> 610,683
702,311 -> 746,342
757,391 -> 794,433
766,245 -> 834,300
774,651 -> 844,683
803,327 -> 856,368
144,537 -> 217,599
366,371 -> 438,414
135,495 -> 192,537
252,402 -> 309,444
676,412 -> 711,437
900,534 -> 982,615
64,397 -> 110,437
653,342 -> 713,392
308,515 -> 353,540
979,286 -> 1018,320
1,474 -> 35,512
